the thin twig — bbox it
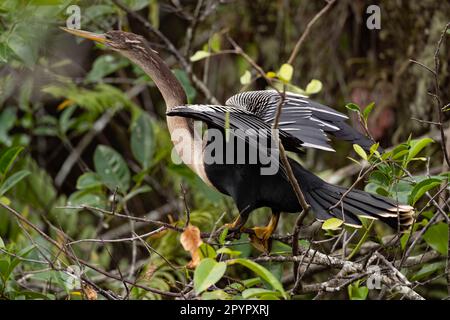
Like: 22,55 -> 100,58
287,0 -> 337,65
0,202 -> 181,298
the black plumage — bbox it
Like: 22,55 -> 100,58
167,90 -> 414,231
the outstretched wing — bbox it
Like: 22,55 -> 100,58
166,104 -> 303,178
226,90 -> 375,151
166,104 -> 300,148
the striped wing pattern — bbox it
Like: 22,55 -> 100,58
227,90 -> 342,151
226,90 -> 374,151
167,90 -> 374,153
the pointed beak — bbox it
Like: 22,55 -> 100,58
60,27 -> 108,44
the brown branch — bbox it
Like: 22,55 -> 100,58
254,249 -> 425,300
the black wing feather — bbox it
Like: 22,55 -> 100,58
226,90 -> 376,152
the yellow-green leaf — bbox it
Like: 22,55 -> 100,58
369,143 -> 379,155
209,33 -> 221,53
228,258 -> 287,299
0,196 -> 10,206
194,258 -> 227,294
322,218 -> 343,230
407,138 -> 434,162
190,50 -> 211,62
277,63 -> 293,83
305,79 -> 323,95
216,247 -> 241,256
423,223 -> 448,255
240,70 -> 251,85
346,103 -> 361,113
353,144 -> 368,161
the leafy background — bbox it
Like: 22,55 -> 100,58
0,0 -> 449,300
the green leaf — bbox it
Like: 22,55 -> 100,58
363,102 -> 375,121
85,54 -> 129,83
369,171 -> 389,186
0,236 -> 4,249
411,261 -> 446,281
122,0 -> 150,10
76,172 -> 103,190
321,218 -> 343,230
423,223 -> 448,255
0,170 -> 30,196
242,288 -> 281,299
392,150 -> 409,160
131,113 -> 155,170
94,145 -> 130,193
209,33 -> 221,53
228,258 -> 286,298
194,258 -> 227,294
0,146 -> 23,176
407,138 -> 434,162
216,247 -> 241,256
219,227 -> 228,245
0,259 -> 10,279
0,196 -> 11,206
390,181 -> 414,204
305,79 -> 323,95
348,282 -> 369,300
68,190 -> 106,208
258,294 -> 280,300
240,70 -> 251,85
2,245 -> 34,282
190,50 -> 211,62
277,63 -> 293,83
400,232 -> 410,250
409,177 -> 443,205
58,105 -> 77,134
345,103 -> 361,113
198,243 -> 217,260
353,144 -> 368,161
201,289 -> 231,300
0,108 -> 17,146
123,185 -> 152,202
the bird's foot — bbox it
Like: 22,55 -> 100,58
248,212 -> 280,253
249,226 -> 273,253
222,217 -> 247,240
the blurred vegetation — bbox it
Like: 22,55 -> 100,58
0,0 -> 449,300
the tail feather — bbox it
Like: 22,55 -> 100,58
293,162 -> 415,230
306,192 -> 361,226
313,189 -> 361,224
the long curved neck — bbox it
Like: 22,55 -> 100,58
122,46 -> 213,186
124,49 -> 187,109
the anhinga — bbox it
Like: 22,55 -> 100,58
62,28 -> 414,251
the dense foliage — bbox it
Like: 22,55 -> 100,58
0,0 -> 449,300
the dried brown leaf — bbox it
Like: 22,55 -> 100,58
180,224 -> 203,268
82,284 -> 98,300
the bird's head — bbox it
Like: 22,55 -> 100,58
61,27 -> 157,55
61,27 -> 186,105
